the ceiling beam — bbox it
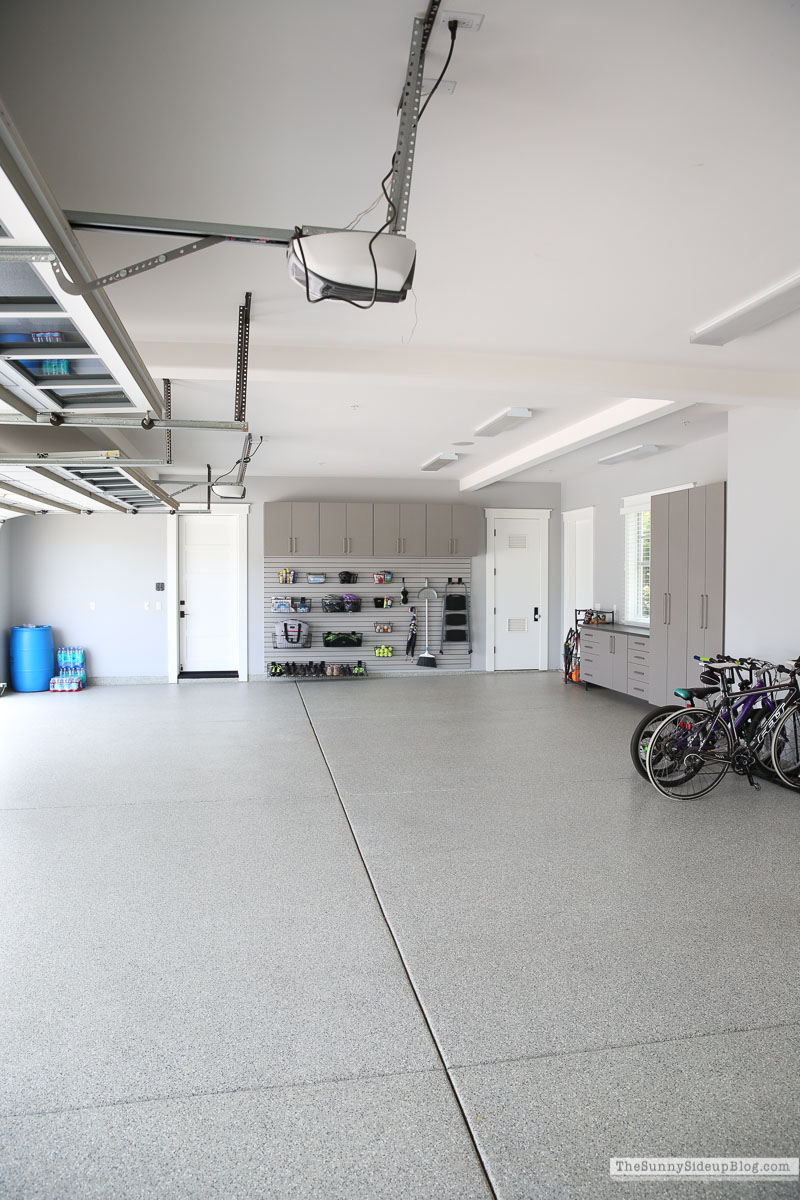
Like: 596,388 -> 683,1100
458,399 -> 677,491
26,466 -> 132,513
0,380 -> 37,421
0,497 -> 43,515
0,478 -> 83,513
116,465 -> 179,511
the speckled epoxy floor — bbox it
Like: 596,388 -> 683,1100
1,675 -> 799,1198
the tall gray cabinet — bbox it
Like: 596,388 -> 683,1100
649,483 -> 725,704
686,482 -> 726,683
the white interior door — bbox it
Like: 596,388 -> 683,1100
179,514 -> 239,672
493,516 -> 547,670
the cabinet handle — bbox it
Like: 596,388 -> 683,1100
343,537 -> 347,554
667,592 -> 671,625
663,593 -> 668,624
704,593 -> 709,630
396,537 -> 401,554
700,594 -> 704,629
402,538 -> 406,553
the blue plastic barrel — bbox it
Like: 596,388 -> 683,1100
9,625 -> 54,692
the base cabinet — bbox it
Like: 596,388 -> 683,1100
580,629 -> 629,691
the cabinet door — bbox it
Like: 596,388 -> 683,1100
373,503 -> 400,556
399,503 -> 426,555
704,481 -> 726,659
426,504 -> 452,556
452,504 -> 483,556
291,502 -> 319,556
319,502 -> 347,555
611,633 -> 628,692
648,492 -> 670,704
346,503 -> 374,556
582,630 -> 612,688
264,502 -> 292,556
666,489 -> 689,698
686,485 -> 707,684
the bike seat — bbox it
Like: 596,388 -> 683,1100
673,685 -> 718,701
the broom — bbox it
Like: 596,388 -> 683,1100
417,578 -> 438,668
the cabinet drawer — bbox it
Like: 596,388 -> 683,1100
628,649 -> 650,667
581,651 -> 598,667
580,632 -> 599,649
581,663 -> 598,682
628,637 -> 650,653
628,681 -> 649,699
628,665 -> 650,684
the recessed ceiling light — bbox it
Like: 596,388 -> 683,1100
597,444 -> 660,466
421,452 -> 458,472
474,407 -> 532,437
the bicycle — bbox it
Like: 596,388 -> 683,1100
645,658 -> 800,799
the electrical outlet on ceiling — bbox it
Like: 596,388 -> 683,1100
437,10 -> 484,32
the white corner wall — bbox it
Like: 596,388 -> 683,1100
0,521 -> 11,683
726,408 -> 800,661
561,434 -> 728,620
9,514 -> 169,681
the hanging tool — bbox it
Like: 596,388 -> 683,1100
416,578 -> 438,668
406,607 -> 418,658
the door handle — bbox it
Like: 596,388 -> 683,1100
180,611 -> 187,618
533,607 -> 540,622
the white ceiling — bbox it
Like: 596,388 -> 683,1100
1,0 -> 799,485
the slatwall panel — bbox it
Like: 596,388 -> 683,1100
264,557 -> 472,674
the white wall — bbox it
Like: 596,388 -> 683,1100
561,434 -> 728,621
9,514 -> 169,680
726,408 -> 800,661
242,476 -> 562,673
0,521 -> 11,683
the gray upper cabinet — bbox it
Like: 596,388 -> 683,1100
374,503 -> 426,556
373,503 -> 400,557
425,504 -> 452,556
264,501 -> 293,557
451,504 -> 483,556
399,503 -> 426,555
264,501 -> 319,555
425,504 -> 484,556
346,503 -> 374,556
318,502 -> 374,555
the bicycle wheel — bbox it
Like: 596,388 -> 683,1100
629,705 -> 680,779
738,704 -> 781,780
770,705 -> 800,790
646,708 -> 732,799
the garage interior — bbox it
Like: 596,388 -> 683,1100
1,2 -> 799,1197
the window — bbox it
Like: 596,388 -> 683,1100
624,508 -> 650,624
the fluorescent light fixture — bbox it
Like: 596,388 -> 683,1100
690,270 -> 800,345
421,452 -> 458,472
474,407 -> 532,437
597,444 -> 660,466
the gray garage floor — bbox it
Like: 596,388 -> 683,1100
1,674 -> 798,1199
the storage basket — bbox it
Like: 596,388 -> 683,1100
323,631 -> 363,648
272,620 -> 312,649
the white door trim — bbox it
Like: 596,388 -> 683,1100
485,508 -> 551,673
167,505 -> 249,682
562,506 -> 595,641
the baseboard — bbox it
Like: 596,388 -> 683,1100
88,676 -> 169,686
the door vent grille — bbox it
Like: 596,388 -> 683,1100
508,534 -> 527,549
507,617 -> 528,633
